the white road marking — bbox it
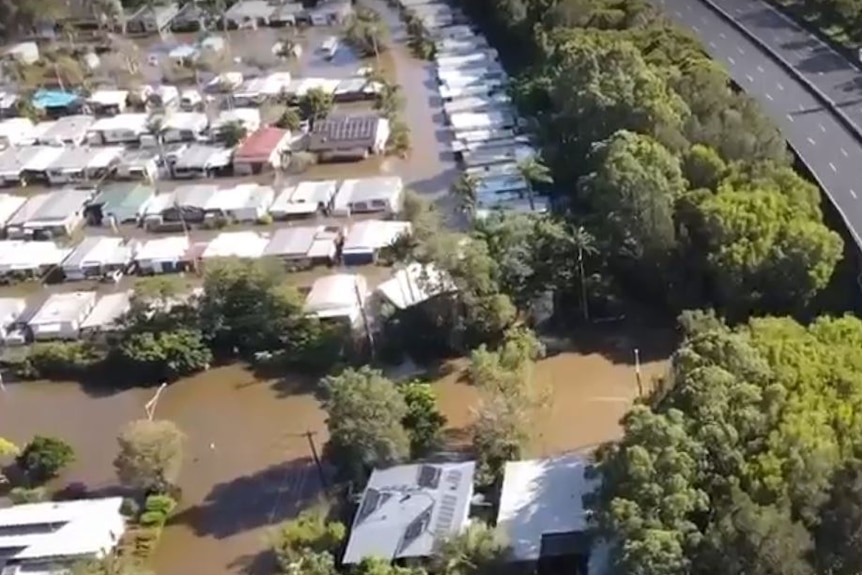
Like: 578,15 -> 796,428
701,16 -> 708,23
819,71 -> 825,76
852,189 -> 858,199
777,82 -> 784,90
799,103 -> 806,111
842,148 -> 849,157
737,46 -> 745,55
787,114 -> 794,122
807,137 -> 816,146
692,25 -> 700,33
719,32 -> 727,39
765,93 -> 773,100
728,56 -> 736,64
830,162 -> 837,172
674,10 -> 682,17
709,41 -> 716,48
746,74 -> 754,82
757,65 -> 764,73
819,124 -> 826,132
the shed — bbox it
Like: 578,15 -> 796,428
233,127 -> 291,175
342,462 -> 476,564
262,225 -> 339,267
35,114 -> 94,146
80,291 -> 133,334
376,263 -> 455,309
22,188 -> 93,237
303,273 -> 368,324
332,176 -> 403,216
87,182 -> 156,225
342,220 -> 411,266
269,180 -> 338,219
201,231 -> 269,260
61,236 -> 133,281
134,235 -> 192,274
308,115 -> 389,161
28,291 -> 98,341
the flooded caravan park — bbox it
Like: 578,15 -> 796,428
0,326 -> 673,575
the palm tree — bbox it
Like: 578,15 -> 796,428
433,521 -> 507,575
450,172 -> 480,216
572,226 -> 597,322
517,156 -> 553,211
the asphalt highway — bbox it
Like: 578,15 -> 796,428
657,0 -> 862,247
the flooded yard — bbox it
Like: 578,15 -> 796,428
0,325 -> 672,575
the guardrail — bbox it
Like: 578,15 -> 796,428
690,0 -> 862,249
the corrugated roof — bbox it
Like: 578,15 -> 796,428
93,183 -> 155,222
262,225 -> 320,257
27,189 -> 91,223
235,127 -> 287,160
311,115 -> 380,143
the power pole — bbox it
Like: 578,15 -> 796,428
634,348 -> 643,398
297,431 -> 327,490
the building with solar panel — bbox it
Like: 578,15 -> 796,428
342,461 -> 476,564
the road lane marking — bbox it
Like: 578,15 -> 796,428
830,162 -> 837,172
819,124 -> 826,132
842,148 -> 849,157
777,82 -> 784,90
709,41 -> 716,48
765,93 -> 773,100
807,137 -> 816,145
799,103 -> 806,111
787,114 -> 794,122
728,56 -> 736,64
719,32 -> 726,39
692,25 -> 700,33
757,65 -> 764,73
674,10 -> 681,16
852,189 -> 858,199
737,46 -> 745,55
746,74 -> 754,82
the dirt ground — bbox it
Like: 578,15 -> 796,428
0,322 -> 674,575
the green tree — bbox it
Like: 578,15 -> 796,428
814,459 -> 862,575
321,367 -> 410,483
114,419 -> 185,492
115,329 -> 212,381
517,156 -> 553,210
399,382 -> 447,458
373,80 -> 404,120
572,226 -> 597,321
276,107 -> 302,131
343,8 -> 389,57
271,506 -> 345,572
434,522 -> 508,575
450,172 -> 480,216
0,437 -> 18,483
70,555 -> 154,575
219,120 -> 247,147
298,88 -> 334,128
16,435 -> 75,484
682,144 -> 726,191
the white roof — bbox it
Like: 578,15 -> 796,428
88,113 -> 149,134
0,118 -> 36,146
0,296 -> 25,323
303,273 -> 368,319
343,462 -> 476,564
80,291 -> 133,331
0,193 -> 27,226
162,111 -> 208,132
449,111 -> 514,132
376,263 -> 455,309
29,291 -> 97,326
343,220 -> 410,253
134,235 -> 190,262
87,89 -> 129,107
142,192 -> 177,217
496,454 -> 597,561
334,177 -> 403,212
0,497 -> 125,561
201,231 -> 269,259
23,146 -> 65,171
37,114 -> 95,144
213,107 -> 261,130
62,236 -> 132,269
205,183 -> 274,212
0,240 -> 71,271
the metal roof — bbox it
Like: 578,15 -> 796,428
92,182 -> 156,222
262,225 -> 322,258
343,461 -> 476,563
334,176 -> 403,209
62,236 -> 132,269
235,127 -> 288,160
311,115 -> 381,144
27,188 -> 92,223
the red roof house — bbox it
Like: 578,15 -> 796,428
232,127 -> 292,175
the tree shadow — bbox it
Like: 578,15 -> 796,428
545,320 -> 679,366
170,457 -> 323,540
228,549 -> 278,575
795,47 -> 852,74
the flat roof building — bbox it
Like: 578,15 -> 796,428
343,462 -> 476,564
61,236 -> 134,281
304,273 -> 368,323
0,240 -> 72,277
22,188 -> 93,238
269,180 -> 338,219
0,497 -> 125,573
86,113 -> 149,145
87,182 -> 156,225
332,176 -> 403,216
342,220 -> 411,266
134,235 -> 192,274
262,225 -> 339,267
201,231 -> 270,260
308,114 -> 389,161
35,114 -> 95,146
81,291 -> 133,334
376,262 -> 455,309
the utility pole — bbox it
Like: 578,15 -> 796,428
634,348 -> 643,398
291,431 -> 327,490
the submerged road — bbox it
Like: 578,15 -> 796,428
657,0 -> 862,247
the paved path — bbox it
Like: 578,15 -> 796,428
658,0 -> 862,246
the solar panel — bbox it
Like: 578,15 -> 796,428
433,493 -> 460,541
417,465 -> 442,489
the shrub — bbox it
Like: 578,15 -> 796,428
387,119 -> 411,156
144,494 -> 178,516
9,486 -> 47,504
257,213 -> 274,226
16,435 -> 75,484
21,341 -> 104,380
138,510 -> 167,528
120,497 -> 140,518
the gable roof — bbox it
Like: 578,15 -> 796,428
234,127 -> 288,160
342,461 -> 476,564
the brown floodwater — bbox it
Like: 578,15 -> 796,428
0,325 -> 673,575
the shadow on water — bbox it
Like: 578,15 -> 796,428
170,457 -> 322,540
228,550 -> 278,575
546,320 -> 679,366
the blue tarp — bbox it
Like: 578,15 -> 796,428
32,89 -> 80,109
